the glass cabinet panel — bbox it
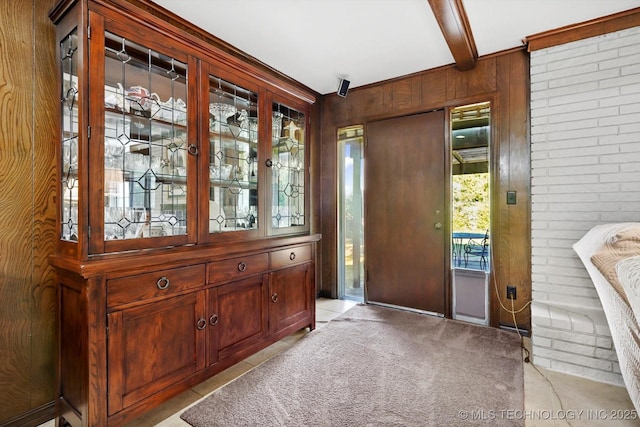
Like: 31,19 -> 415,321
271,103 -> 305,229
103,32 -> 188,240
207,75 -> 258,233
60,29 -> 79,241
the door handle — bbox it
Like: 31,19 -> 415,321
434,222 -> 442,230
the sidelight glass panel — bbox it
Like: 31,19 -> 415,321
60,29 -> 79,242
103,32 -> 188,240
338,126 -> 365,302
271,103 -> 305,228
451,102 -> 491,272
207,76 -> 258,233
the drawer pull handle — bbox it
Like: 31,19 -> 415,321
196,318 -> 207,330
289,252 -> 296,261
209,314 -> 219,326
271,293 -> 278,303
156,276 -> 170,290
238,262 -> 247,272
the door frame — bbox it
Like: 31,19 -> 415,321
330,93 -> 499,323
336,126 -> 365,302
444,95 -> 498,325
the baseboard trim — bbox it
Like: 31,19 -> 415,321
367,301 -> 445,318
0,401 -> 56,427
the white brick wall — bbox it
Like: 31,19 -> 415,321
530,26 -> 640,385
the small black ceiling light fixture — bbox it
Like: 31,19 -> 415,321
337,77 -> 350,98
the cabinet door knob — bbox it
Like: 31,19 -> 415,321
156,276 -> 170,290
265,159 -> 273,168
209,314 -> 219,326
271,293 -> 278,303
238,262 -> 247,272
196,318 -> 207,330
188,144 -> 199,155
289,252 -> 296,261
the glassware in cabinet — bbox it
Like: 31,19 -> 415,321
103,32 -> 190,241
270,102 -> 306,230
207,74 -> 259,233
60,29 -> 80,242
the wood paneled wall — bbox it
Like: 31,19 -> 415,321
319,49 -> 531,329
0,1 -> 58,426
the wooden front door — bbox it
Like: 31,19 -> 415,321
365,110 -> 446,314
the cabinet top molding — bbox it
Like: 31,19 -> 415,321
49,0 -> 318,105
50,234 -> 322,278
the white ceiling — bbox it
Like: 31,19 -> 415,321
152,0 -> 640,95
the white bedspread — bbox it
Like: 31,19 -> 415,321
574,223 -> 640,413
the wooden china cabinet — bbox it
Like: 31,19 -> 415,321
49,0 -> 318,425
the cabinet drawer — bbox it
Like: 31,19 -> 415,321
108,265 -> 205,308
270,245 -> 312,269
208,253 -> 269,284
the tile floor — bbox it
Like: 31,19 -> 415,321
40,298 -> 637,427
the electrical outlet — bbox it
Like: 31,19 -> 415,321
506,285 -> 517,300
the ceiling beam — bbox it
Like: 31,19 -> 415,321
427,0 -> 478,71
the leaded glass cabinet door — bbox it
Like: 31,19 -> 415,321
204,68 -> 260,240
59,26 -> 81,253
268,100 -> 309,235
91,22 -> 196,254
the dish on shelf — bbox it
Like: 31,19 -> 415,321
125,85 -> 152,111
209,103 -> 237,120
105,83 -> 125,110
150,96 -> 187,124
209,163 -> 233,180
248,117 -> 258,132
209,103 -> 237,133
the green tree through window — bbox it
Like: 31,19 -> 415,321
452,173 -> 489,233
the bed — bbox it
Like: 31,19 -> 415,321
573,222 -> 640,413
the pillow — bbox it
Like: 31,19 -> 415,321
617,255 -> 640,322
590,225 -> 640,304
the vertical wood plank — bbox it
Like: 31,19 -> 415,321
421,69 -> 447,106
390,79 -> 412,112
361,85 -> 384,119
319,98 -> 337,296
446,66 -> 468,100
467,56 -> 497,96
494,51 -> 531,329
410,74 -> 423,110
0,0 -> 37,421
0,1 -> 58,423
382,83 -> 394,115
32,0 -> 59,411
494,54 -> 511,328
506,50 -> 530,329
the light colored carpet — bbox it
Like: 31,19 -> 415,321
181,304 -> 524,426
